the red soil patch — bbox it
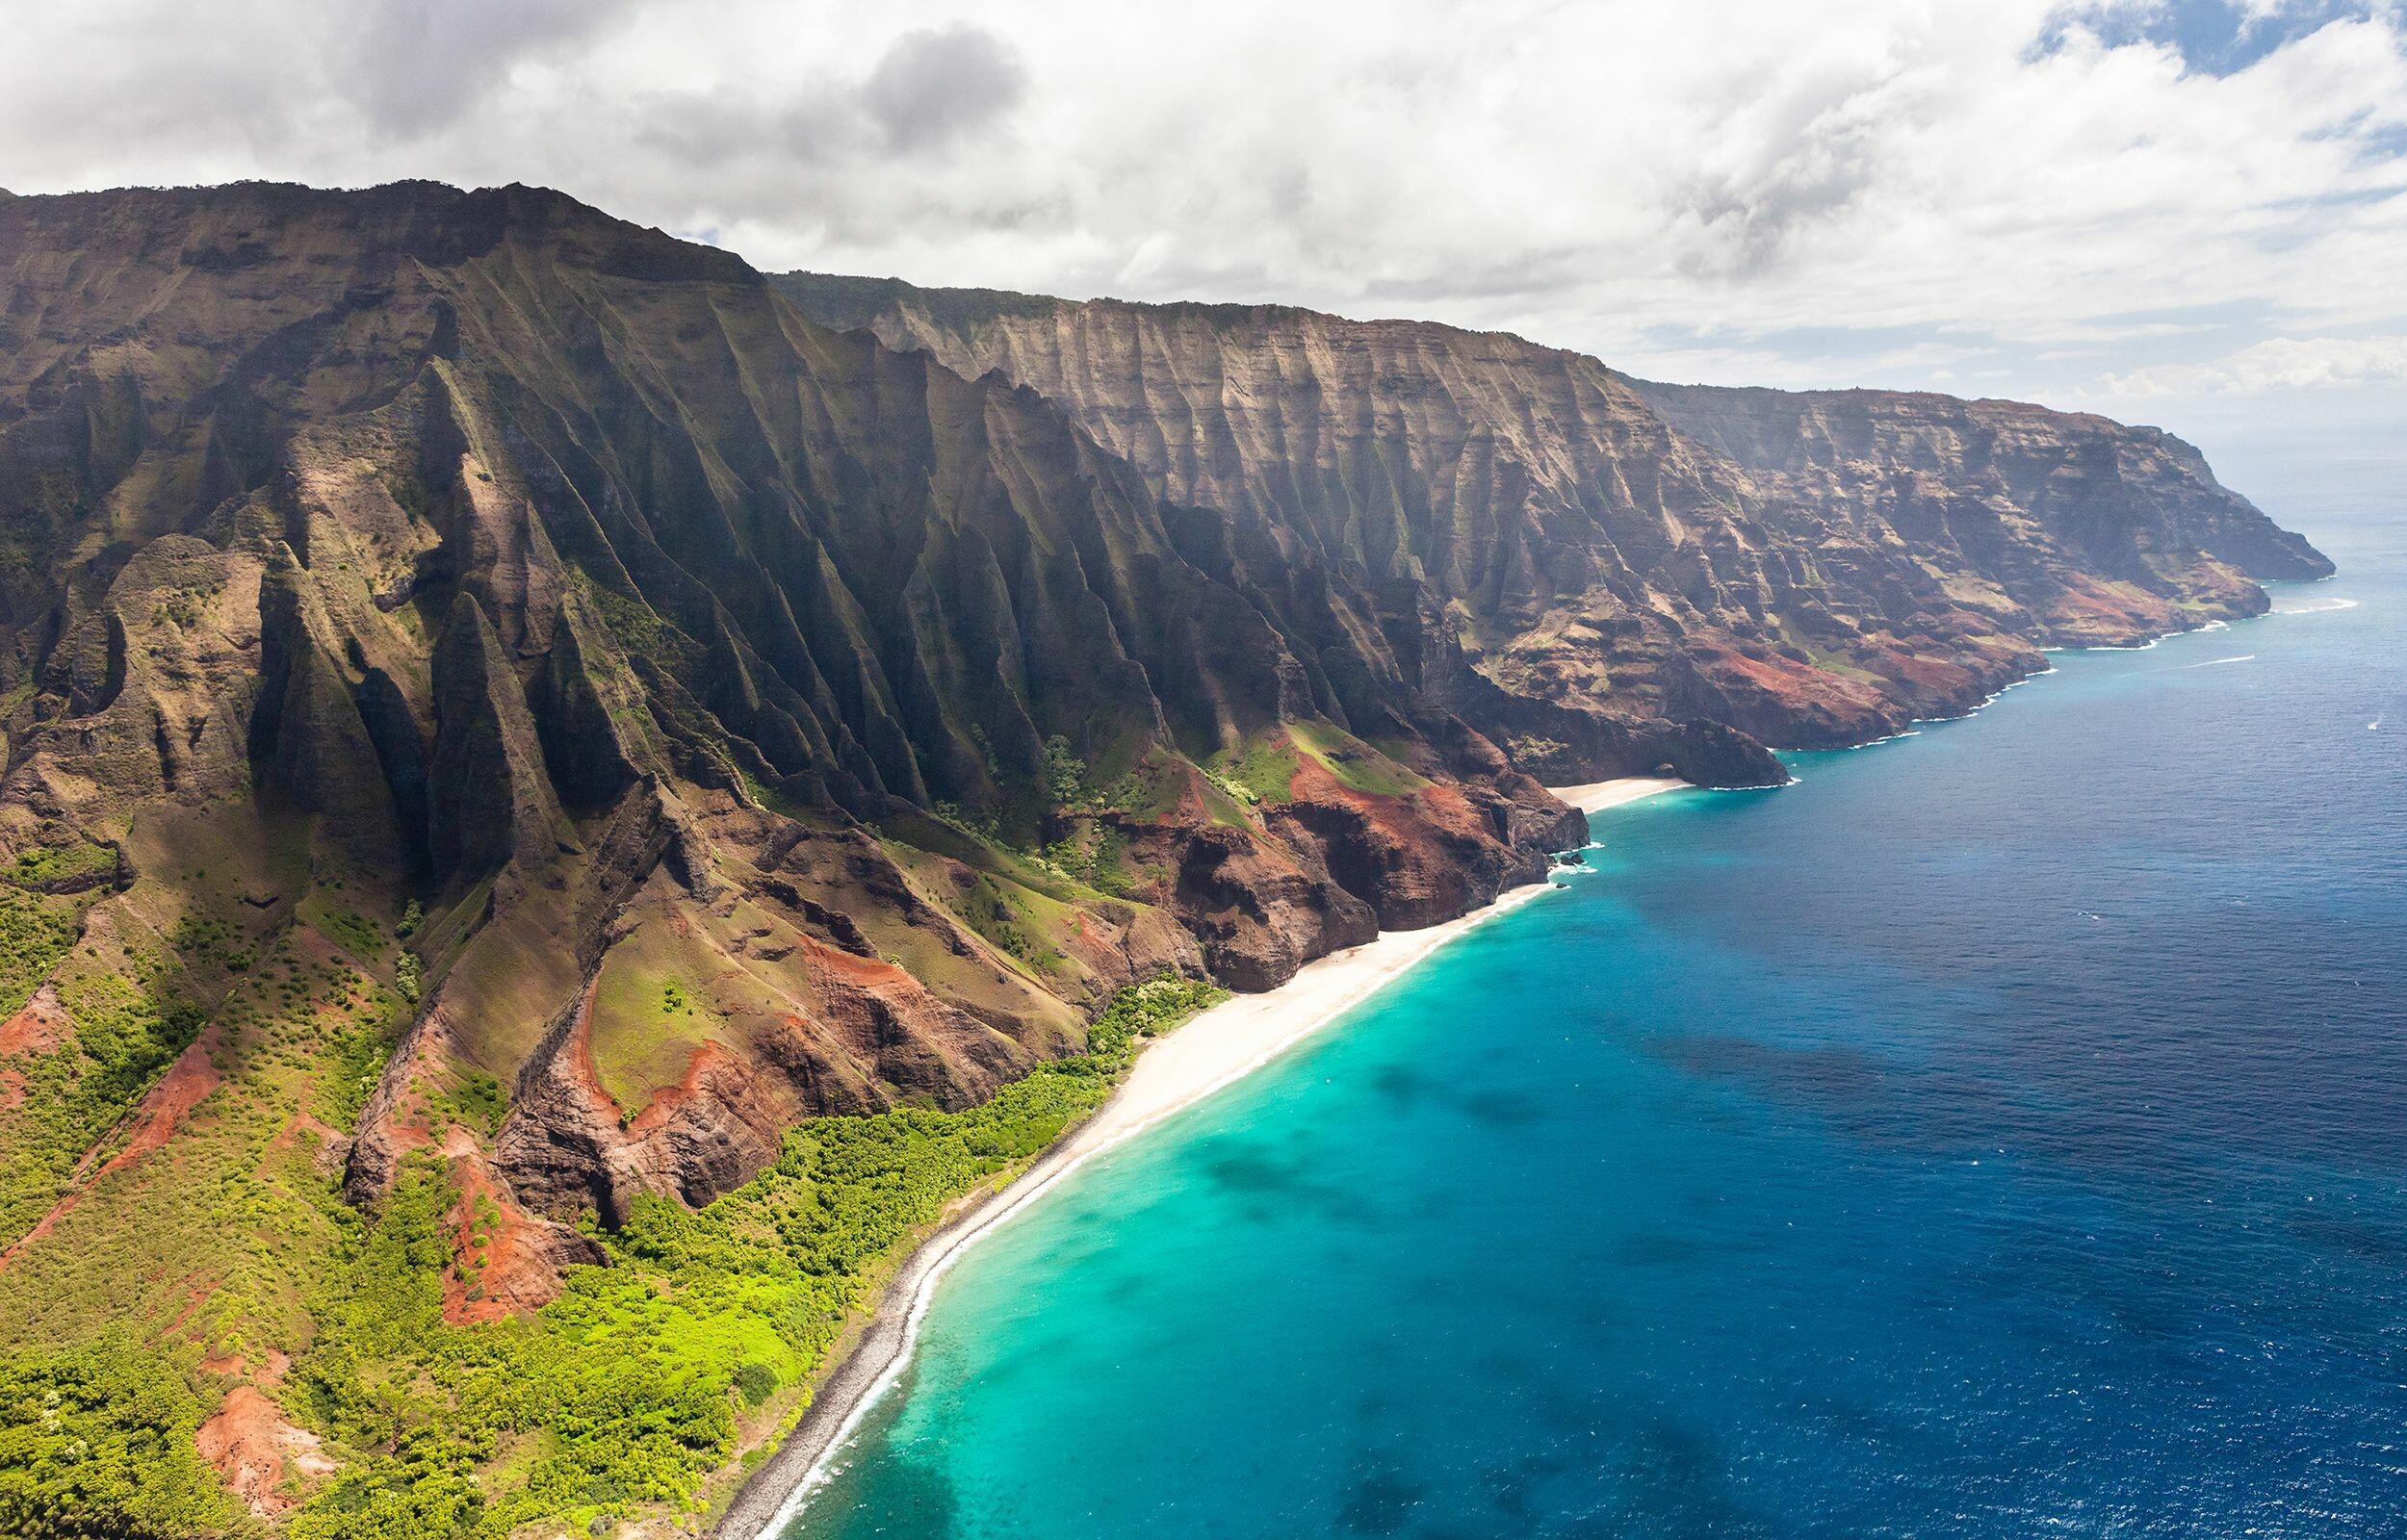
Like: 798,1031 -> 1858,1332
561,976 -> 609,1108
1171,760 -> 1217,820
440,1126 -> 574,1325
355,1004 -> 462,1161
1711,648 -> 1829,698
1290,753 -> 1473,841
0,984 -> 70,1057
627,1041 -> 737,1136
70,1037 -> 221,1182
200,1347 -> 292,1382
195,1384 -> 335,1519
1869,645 -> 1977,696
791,928 -> 908,988
0,1034 -> 222,1272
1699,645 -> 1894,725
2043,576 -> 2175,641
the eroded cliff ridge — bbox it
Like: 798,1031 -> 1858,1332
0,177 -> 1593,1284
780,275 -> 2329,754
0,183 -> 2326,1528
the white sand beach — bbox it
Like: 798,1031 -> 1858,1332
1066,881 -> 1562,1160
718,881 -> 1566,1539
1545,775 -> 1690,812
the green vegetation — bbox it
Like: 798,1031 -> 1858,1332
1204,723 -> 1422,808
957,874 -> 1053,971
438,1070 -> 506,1139
8,840 -> 117,891
1043,734 -> 1086,807
1044,822 -> 1130,897
0,1338 -> 235,1539
0,803 -> 1224,1540
890,810 -> 1076,900
316,908 -> 386,962
1088,975 -> 1227,1043
1506,734 -> 1571,771
380,472 -> 431,524
168,911 -> 250,973
733,1361 -> 780,1408
584,578 -> 702,676
584,926 -> 737,1115
0,966 -> 206,1247
1206,732 -> 1299,808
0,886 -> 407,1439
0,888 -> 76,1015
324,1010 -> 400,1129
1086,748 -> 1189,822
277,975 -> 1223,1538
1286,719 -> 1428,798
879,808 -> 1163,987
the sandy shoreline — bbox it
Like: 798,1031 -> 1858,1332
1546,775 -> 1690,813
713,876 -> 1574,1538
713,780 -> 1680,1536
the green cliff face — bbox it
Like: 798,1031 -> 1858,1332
0,183 -> 2324,1535
776,275 -> 2326,755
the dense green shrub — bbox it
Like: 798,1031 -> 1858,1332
7,841 -> 116,891
733,1362 -> 780,1407
0,888 -> 75,1015
0,1339 -> 233,1539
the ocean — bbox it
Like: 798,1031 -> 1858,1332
782,500 -> 2406,1539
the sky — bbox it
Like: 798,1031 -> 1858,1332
4,0 -> 2402,492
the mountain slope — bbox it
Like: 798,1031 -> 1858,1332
779,274 -> 2328,753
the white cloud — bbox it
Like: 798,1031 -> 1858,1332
1,0 -> 2402,424
2108,334 -> 2407,391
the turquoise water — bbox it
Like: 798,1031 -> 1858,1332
787,505 -> 2406,1538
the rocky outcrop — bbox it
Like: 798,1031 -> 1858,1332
1620,380 -> 2334,590
426,592 -> 563,891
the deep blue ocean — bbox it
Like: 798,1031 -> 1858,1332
787,500 -> 2405,1539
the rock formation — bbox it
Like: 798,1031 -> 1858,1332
779,276 -> 2328,755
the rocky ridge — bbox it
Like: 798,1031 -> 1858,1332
779,274 -> 2329,756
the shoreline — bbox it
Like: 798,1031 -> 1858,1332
712,874 -> 1576,1539
1546,775 -> 1690,813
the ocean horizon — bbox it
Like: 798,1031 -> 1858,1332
782,497 -> 2405,1538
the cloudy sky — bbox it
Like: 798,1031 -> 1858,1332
6,0 -> 2402,494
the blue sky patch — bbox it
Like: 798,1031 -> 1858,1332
2038,1 -> 2383,77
